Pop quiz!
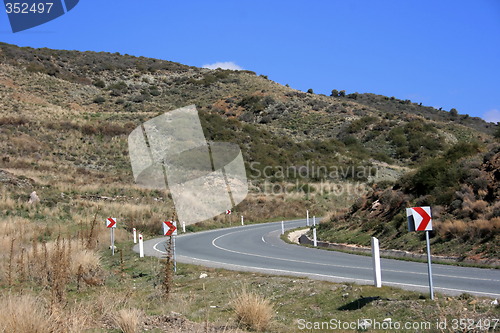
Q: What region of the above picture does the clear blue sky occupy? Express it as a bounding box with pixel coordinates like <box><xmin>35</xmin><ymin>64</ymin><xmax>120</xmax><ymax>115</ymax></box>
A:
<box><xmin>1</xmin><ymin>0</ymin><xmax>499</xmax><ymax>122</ymax></box>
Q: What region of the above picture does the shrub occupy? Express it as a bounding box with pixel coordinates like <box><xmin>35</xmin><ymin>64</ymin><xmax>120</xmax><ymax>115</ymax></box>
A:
<box><xmin>108</xmin><ymin>81</ymin><xmax>128</xmax><ymax>96</ymax></box>
<box><xmin>93</xmin><ymin>96</ymin><xmax>106</xmax><ymax>104</ymax></box>
<box><xmin>232</xmin><ymin>289</ymin><xmax>273</xmax><ymax>331</ymax></box>
<box><xmin>93</xmin><ymin>79</ymin><xmax>106</xmax><ymax>88</ymax></box>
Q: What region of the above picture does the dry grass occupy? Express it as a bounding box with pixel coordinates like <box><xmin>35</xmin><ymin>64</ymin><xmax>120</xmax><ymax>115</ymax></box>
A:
<box><xmin>436</xmin><ymin>217</ymin><xmax>500</xmax><ymax>240</ymax></box>
<box><xmin>113</xmin><ymin>308</ymin><xmax>143</xmax><ymax>333</ymax></box>
<box><xmin>232</xmin><ymin>289</ymin><xmax>273</xmax><ymax>331</ymax></box>
<box><xmin>0</xmin><ymin>294</ymin><xmax>55</xmax><ymax>333</ymax></box>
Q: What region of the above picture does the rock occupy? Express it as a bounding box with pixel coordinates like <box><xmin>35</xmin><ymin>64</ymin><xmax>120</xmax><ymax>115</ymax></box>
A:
<box><xmin>28</xmin><ymin>191</ymin><xmax>40</xmax><ymax>204</ymax></box>
<box><xmin>199</xmin><ymin>273</ymin><xmax>208</xmax><ymax>279</ymax></box>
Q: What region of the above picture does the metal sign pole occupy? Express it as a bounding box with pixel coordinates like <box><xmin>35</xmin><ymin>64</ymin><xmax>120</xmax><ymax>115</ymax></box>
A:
<box><xmin>425</xmin><ymin>230</ymin><xmax>434</xmax><ymax>300</ymax></box>
<box><xmin>173</xmin><ymin>234</ymin><xmax>177</xmax><ymax>273</ymax></box>
<box><xmin>111</xmin><ymin>228</ymin><xmax>115</xmax><ymax>256</ymax></box>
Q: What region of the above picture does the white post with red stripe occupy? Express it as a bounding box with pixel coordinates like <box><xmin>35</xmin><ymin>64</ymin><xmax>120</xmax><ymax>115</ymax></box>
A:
<box><xmin>138</xmin><ymin>233</ymin><xmax>144</xmax><ymax>258</ymax></box>
<box><xmin>406</xmin><ymin>206</ymin><xmax>434</xmax><ymax>300</ymax></box>
<box><xmin>106</xmin><ymin>218</ymin><xmax>117</xmax><ymax>256</ymax></box>
<box><xmin>133</xmin><ymin>228</ymin><xmax>137</xmax><ymax>244</ymax></box>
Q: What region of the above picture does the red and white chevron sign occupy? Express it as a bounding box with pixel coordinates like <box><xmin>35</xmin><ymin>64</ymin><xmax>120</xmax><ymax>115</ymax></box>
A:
<box><xmin>163</xmin><ymin>221</ymin><xmax>177</xmax><ymax>236</ymax></box>
<box><xmin>225</xmin><ymin>210</ymin><xmax>231</xmax><ymax>215</ymax></box>
<box><xmin>106</xmin><ymin>217</ymin><xmax>117</xmax><ymax>228</ymax></box>
<box><xmin>406</xmin><ymin>207</ymin><xmax>432</xmax><ymax>231</ymax></box>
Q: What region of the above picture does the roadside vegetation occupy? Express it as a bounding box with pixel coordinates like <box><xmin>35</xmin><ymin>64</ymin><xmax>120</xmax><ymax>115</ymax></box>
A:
<box><xmin>318</xmin><ymin>142</ymin><xmax>500</xmax><ymax>263</ymax></box>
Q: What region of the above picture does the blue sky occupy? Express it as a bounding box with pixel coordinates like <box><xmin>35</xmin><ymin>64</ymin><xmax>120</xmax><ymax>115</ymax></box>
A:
<box><xmin>1</xmin><ymin>0</ymin><xmax>499</xmax><ymax>122</ymax></box>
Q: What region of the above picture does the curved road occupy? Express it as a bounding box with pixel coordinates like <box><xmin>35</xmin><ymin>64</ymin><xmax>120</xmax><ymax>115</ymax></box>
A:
<box><xmin>135</xmin><ymin>219</ymin><xmax>500</xmax><ymax>298</ymax></box>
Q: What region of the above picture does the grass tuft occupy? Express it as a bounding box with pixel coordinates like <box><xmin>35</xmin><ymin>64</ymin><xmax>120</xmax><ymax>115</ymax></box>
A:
<box><xmin>232</xmin><ymin>289</ymin><xmax>273</xmax><ymax>331</ymax></box>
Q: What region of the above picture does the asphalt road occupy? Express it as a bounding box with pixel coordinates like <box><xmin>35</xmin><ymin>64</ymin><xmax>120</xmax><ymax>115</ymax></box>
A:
<box><xmin>135</xmin><ymin>219</ymin><xmax>500</xmax><ymax>298</ymax></box>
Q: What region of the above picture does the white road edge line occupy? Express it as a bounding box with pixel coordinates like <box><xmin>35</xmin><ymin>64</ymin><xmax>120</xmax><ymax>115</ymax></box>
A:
<box><xmin>210</xmin><ymin>230</ymin><xmax>500</xmax><ymax>283</ymax></box>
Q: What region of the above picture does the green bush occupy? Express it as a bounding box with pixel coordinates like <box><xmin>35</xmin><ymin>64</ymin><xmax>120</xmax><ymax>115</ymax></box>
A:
<box><xmin>93</xmin><ymin>79</ymin><xmax>106</xmax><ymax>88</ymax></box>
<box><xmin>92</xmin><ymin>96</ymin><xmax>105</xmax><ymax>104</ymax></box>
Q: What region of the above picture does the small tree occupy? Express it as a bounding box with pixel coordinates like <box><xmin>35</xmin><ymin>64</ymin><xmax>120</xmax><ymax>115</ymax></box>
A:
<box><xmin>307</xmin><ymin>88</ymin><xmax>314</xmax><ymax>94</ymax></box>
<box><xmin>331</xmin><ymin>89</ymin><xmax>339</xmax><ymax>97</ymax></box>
<box><xmin>339</xmin><ymin>90</ymin><xmax>346</xmax><ymax>97</ymax></box>
<box><xmin>450</xmin><ymin>108</ymin><xmax>458</xmax><ymax>117</ymax></box>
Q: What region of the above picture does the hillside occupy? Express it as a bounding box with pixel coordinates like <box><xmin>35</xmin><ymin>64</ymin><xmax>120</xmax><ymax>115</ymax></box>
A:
<box><xmin>317</xmin><ymin>142</ymin><xmax>500</xmax><ymax>263</ymax></box>
<box><xmin>0</xmin><ymin>42</ymin><xmax>496</xmax><ymax>182</ymax></box>
<box><xmin>0</xmin><ymin>42</ymin><xmax>498</xmax><ymax>253</ymax></box>
<box><xmin>0</xmin><ymin>42</ymin><xmax>499</xmax><ymax>332</ymax></box>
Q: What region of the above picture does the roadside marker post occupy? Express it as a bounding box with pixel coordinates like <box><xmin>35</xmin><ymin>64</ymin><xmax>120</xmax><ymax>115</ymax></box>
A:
<box><xmin>138</xmin><ymin>233</ymin><xmax>144</xmax><ymax>258</ymax></box>
<box><xmin>371</xmin><ymin>237</ymin><xmax>382</xmax><ymax>288</ymax></box>
<box><xmin>313</xmin><ymin>227</ymin><xmax>317</xmax><ymax>247</ymax></box>
<box><xmin>313</xmin><ymin>216</ymin><xmax>316</xmax><ymax>227</ymax></box>
<box><xmin>182</xmin><ymin>221</ymin><xmax>186</xmax><ymax>233</ymax></box>
<box><xmin>281</xmin><ymin>221</ymin><xmax>285</xmax><ymax>235</ymax></box>
<box><xmin>241</xmin><ymin>215</ymin><xmax>244</xmax><ymax>226</ymax></box>
<box><xmin>225</xmin><ymin>209</ymin><xmax>232</xmax><ymax>226</ymax></box>
<box><xmin>406</xmin><ymin>206</ymin><xmax>434</xmax><ymax>300</ymax></box>
<box><xmin>133</xmin><ymin>228</ymin><xmax>137</xmax><ymax>244</ymax></box>
<box><xmin>306</xmin><ymin>210</ymin><xmax>310</xmax><ymax>226</ymax></box>
<box><xmin>106</xmin><ymin>217</ymin><xmax>117</xmax><ymax>256</ymax></box>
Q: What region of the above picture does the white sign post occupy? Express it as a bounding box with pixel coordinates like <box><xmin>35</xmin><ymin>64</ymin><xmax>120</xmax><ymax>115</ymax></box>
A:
<box><xmin>406</xmin><ymin>206</ymin><xmax>434</xmax><ymax>300</ymax></box>
<box><xmin>281</xmin><ymin>221</ymin><xmax>285</xmax><ymax>235</ymax></box>
<box><xmin>173</xmin><ymin>234</ymin><xmax>177</xmax><ymax>273</ymax></box>
<box><xmin>306</xmin><ymin>210</ymin><xmax>310</xmax><ymax>226</ymax></box>
<box><xmin>313</xmin><ymin>227</ymin><xmax>317</xmax><ymax>247</ymax></box>
<box><xmin>106</xmin><ymin>218</ymin><xmax>117</xmax><ymax>256</ymax></box>
<box><xmin>133</xmin><ymin>227</ymin><xmax>137</xmax><ymax>244</ymax></box>
<box><xmin>313</xmin><ymin>216</ymin><xmax>316</xmax><ymax>227</ymax></box>
<box><xmin>182</xmin><ymin>221</ymin><xmax>186</xmax><ymax>233</ymax></box>
<box><xmin>371</xmin><ymin>237</ymin><xmax>382</xmax><ymax>288</ymax></box>
<box><xmin>138</xmin><ymin>233</ymin><xmax>144</xmax><ymax>258</ymax></box>
<box><xmin>241</xmin><ymin>215</ymin><xmax>244</xmax><ymax>226</ymax></box>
